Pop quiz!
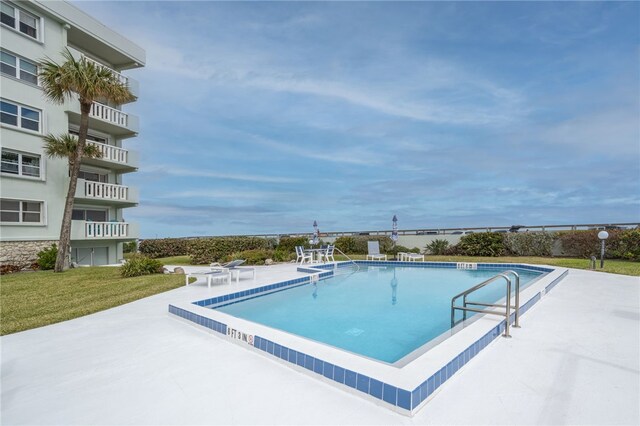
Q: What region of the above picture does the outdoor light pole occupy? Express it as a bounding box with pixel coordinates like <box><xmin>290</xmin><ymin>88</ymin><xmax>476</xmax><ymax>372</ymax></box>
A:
<box><xmin>391</xmin><ymin>215</ymin><xmax>398</xmax><ymax>246</ymax></box>
<box><xmin>598</xmin><ymin>230</ymin><xmax>609</xmax><ymax>269</ymax></box>
<box><xmin>312</xmin><ymin>220</ymin><xmax>319</xmax><ymax>245</ymax></box>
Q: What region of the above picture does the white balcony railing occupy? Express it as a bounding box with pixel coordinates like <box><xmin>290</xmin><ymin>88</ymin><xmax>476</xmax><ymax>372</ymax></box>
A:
<box><xmin>82</xmin><ymin>55</ymin><xmax>128</xmax><ymax>85</ymax></box>
<box><xmin>90</xmin><ymin>103</ymin><xmax>128</xmax><ymax>127</ymax></box>
<box><xmin>87</xmin><ymin>141</ymin><xmax>128</xmax><ymax>164</ymax></box>
<box><xmin>83</xmin><ymin>181</ymin><xmax>129</xmax><ymax>201</ymax></box>
<box><xmin>85</xmin><ymin>222</ymin><xmax>130</xmax><ymax>238</ymax></box>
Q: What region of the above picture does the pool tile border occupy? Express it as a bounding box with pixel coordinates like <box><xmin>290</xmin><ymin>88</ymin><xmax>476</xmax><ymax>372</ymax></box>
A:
<box><xmin>169</xmin><ymin>263</ymin><xmax>568</xmax><ymax>415</ymax></box>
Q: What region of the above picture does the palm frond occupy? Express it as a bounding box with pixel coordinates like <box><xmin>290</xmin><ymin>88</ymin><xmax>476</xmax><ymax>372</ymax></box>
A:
<box><xmin>42</xmin><ymin>133</ymin><xmax>78</xmax><ymax>160</ymax></box>
<box><xmin>39</xmin><ymin>48</ymin><xmax>134</xmax><ymax>106</ymax></box>
<box><xmin>42</xmin><ymin>133</ymin><xmax>104</xmax><ymax>161</ymax></box>
<box><xmin>82</xmin><ymin>143</ymin><xmax>103</xmax><ymax>159</ymax></box>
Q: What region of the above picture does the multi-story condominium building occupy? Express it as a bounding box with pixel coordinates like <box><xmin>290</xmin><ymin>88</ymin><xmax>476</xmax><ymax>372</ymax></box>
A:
<box><xmin>0</xmin><ymin>0</ymin><xmax>144</xmax><ymax>267</ymax></box>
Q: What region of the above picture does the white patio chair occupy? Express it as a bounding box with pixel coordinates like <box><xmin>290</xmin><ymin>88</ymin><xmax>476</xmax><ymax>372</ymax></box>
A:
<box><xmin>321</xmin><ymin>245</ymin><xmax>335</xmax><ymax>263</ymax></box>
<box><xmin>296</xmin><ymin>246</ymin><xmax>313</xmax><ymax>264</ymax></box>
<box><xmin>396</xmin><ymin>252</ymin><xmax>407</xmax><ymax>261</ymax></box>
<box><xmin>366</xmin><ymin>241</ymin><xmax>387</xmax><ymax>261</ymax></box>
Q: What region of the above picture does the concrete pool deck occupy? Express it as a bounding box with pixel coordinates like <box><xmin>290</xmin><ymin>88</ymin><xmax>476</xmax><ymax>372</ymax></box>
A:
<box><xmin>1</xmin><ymin>265</ymin><xmax>638</xmax><ymax>425</ymax></box>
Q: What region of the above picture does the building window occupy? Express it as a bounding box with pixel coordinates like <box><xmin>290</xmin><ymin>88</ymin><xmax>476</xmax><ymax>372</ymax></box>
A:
<box><xmin>1</xmin><ymin>149</ymin><xmax>41</xmax><ymax>178</ymax></box>
<box><xmin>0</xmin><ymin>99</ymin><xmax>40</xmax><ymax>132</ymax></box>
<box><xmin>0</xmin><ymin>199</ymin><xmax>42</xmax><ymax>223</ymax></box>
<box><xmin>1</xmin><ymin>50</ymin><xmax>38</xmax><ymax>85</ymax></box>
<box><xmin>78</xmin><ymin>169</ymin><xmax>108</xmax><ymax>183</ymax></box>
<box><xmin>0</xmin><ymin>2</ymin><xmax>40</xmax><ymax>40</ymax></box>
<box><xmin>69</xmin><ymin>128</ymin><xmax>108</xmax><ymax>144</ymax></box>
<box><xmin>72</xmin><ymin>208</ymin><xmax>108</xmax><ymax>222</ymax></box>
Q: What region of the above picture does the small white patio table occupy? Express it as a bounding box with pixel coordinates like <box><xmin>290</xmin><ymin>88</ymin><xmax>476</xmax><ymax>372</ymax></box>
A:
<box><xmin>305</xmin><ymin>248</ymin><xmax>327</xmax><ymax>263</ymax></box>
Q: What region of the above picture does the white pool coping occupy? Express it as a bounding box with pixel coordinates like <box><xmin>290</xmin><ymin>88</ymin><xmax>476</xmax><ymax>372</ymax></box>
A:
<box><xmin>1</xmin><ymin>264</ymin><xmax>638</xmax><ymax>425</ymax></box>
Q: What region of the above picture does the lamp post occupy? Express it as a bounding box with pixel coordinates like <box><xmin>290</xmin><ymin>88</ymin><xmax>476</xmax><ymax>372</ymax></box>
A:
<box><xmin>598</xmin><ymin>230</ymin><xmax>609</xmax><ymax>269</ymax></box>
<box><xmin>391</xmin><ymin>215</ymin><xmax>398</xmax><ymax>246</ymax></box>
<box><xmin>312</xmin><ymin>220</ymin><xmax>319</xmax><ymax>245</ymax></box>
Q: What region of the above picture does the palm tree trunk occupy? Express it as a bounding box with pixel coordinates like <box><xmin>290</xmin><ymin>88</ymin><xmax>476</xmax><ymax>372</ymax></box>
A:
<box><xmin>54</xmin><ymin>101</ymin><xmax>92</xmax><ymax>272</ymax></box>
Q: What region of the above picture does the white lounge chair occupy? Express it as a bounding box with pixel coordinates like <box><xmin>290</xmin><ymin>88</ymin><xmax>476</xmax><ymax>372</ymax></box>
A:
<box><xmin>186</xmin><ymin>269</ymin><xmax>231</xmax><ymax>288</ymax></box>
<box><xmin>211</xmin><ymin>260</ymin><xmax>256</xmax><ymax>284</ymax></box>
<box><xmin>366</xmin><ymin>241</ymin><xmax>387</xmax><ymax>261</ymax></box>
<box><xmin>296</xmin><ymin>246</ymin><xmax>313</xmax><ymax>264</ymax></box>
<box><xmin>405</xmin><ymin>253</ymin><xmax>425</xmax><ymax>262</ymax></box>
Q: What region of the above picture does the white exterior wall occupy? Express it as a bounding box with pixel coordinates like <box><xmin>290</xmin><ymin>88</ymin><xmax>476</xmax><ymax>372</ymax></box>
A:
<box><xmin>0</xmin><ymin>0</ymin><xmax>145</xmax><ymax>266</ymax></box>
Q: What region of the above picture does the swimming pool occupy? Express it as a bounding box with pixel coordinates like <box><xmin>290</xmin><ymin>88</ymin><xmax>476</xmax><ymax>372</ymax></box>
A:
<box><xmin>215</xmin><ymin>265</ymin><xmax>542</xmax><ymax>363</ymax></box>
<box><xmin>169</xmin><ymin>261</ymin><xmax>568</xmax><ymax>415</ymax></box>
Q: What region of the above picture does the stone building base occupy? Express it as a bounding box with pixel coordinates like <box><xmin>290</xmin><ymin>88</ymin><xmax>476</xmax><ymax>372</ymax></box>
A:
<box><xmin>0</xmin><ymin>240</ymin><xmax>58</xmax><ymax>270</ymax></box>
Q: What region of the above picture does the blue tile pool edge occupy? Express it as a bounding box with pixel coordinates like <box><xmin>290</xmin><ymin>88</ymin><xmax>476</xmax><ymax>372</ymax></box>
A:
<box><xmin>168</xmin><ymin>265</ymin><xmax>569</xmax><ymax>416</ymax></box>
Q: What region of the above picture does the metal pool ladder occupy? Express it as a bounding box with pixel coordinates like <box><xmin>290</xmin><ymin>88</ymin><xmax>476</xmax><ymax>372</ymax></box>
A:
<box><xmin>333</xmin><ymin>246</ymin><xmax>360</xmax><ymax>272</ymax></box>
<box><xmin>450</xmin><ymin>270</ymin><xmax>520</xmax><ymax>338</ymax></box>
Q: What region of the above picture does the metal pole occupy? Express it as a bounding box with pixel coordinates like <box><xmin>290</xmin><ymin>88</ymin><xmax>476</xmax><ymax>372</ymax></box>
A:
<box><xmin>600</xmin><ymin>240</ymin><xmax>605</xmax><ymax>269</ymax></box>
<box><xmin>504</xmin><ymin>278</ymin><xmax>512</xmax><ymax>338</ymax></box>
<box><xmin>513</xmin><ymin>272</ymin><xmax>520</xmax><ymax>328</ymax></box>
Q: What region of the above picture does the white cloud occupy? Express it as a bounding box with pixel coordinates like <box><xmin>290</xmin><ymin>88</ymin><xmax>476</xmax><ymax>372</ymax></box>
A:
<box><xmin>142</xmin><ymin>165</ymin><xmax>300</xmax><ymax>184</ymax></box>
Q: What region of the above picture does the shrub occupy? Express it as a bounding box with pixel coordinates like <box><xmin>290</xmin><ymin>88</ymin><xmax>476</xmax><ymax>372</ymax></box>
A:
<box><xmin>503</xmin><ymin>232</ymin><xmax>555</xmax><ymax>256</ymax></box>
<box><xmin>0</xmin><ymin>265</ymin><xmax>22</xmax><ymax>275</ymax></box>
<box><xmin>123</xmin><ymin>241</ymin><xmax>137</xmax><ymax>254</ymax></box>
<box><xmin>188</xmin><ymin>236</ymin><xmax>271</xmax><ymax>264</ymax></box>
<box><xmin>272</xmin><ymin>249</ymin><xmax>296</xmax><ymax>262</ymax></box>
<box><xmin>36</xmin><ymin>244</ymin><xmax>57</xmax><ymax>270</ymax></box>
<box><xmin>138</xmin><ymin>238</ymin><xmax>188</xmax><ymax>258</ymax></box>
<box><xmin>224</xmin><ymin>249</ymin><xmax>274</xmax><ymax>265</ymax></box>
<box><xmin>334</xmin><ymin>236</ymin><xmax>394</xmax><ymax>254</ymax></box>
<box><xmin>276</xmin><ymin>236</ymin><xmax>310</xmax><ymax>254</ymax></box>
<box><xmin>456</xmin><ymin>232</ymin><xmax>505</xmax><ymax>257</ymax></box>
<box><xmin>120</xmin><ymin>254</ymin><xmax>163</xmax><ymax>277</ymax></box>
<box><xmin>609</xmin><ymin>229</ymin><xmax>640</xmax><ymax>261</ymax></box>
<box><xmin>425</xmin><ymin>239</ymin><xmax>450</xmax><ymax>255</ymax></box>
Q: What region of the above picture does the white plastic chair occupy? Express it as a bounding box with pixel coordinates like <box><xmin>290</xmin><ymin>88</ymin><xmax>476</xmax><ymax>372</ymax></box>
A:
<box><xmin>366</xmin><ymin>241</ymin><xmax>387</xmax><ymax>261</ymax></box>
<box><xmin>322</xmin><ymin>245</ymin><xmax>335</xmax><ymax>262</ymax></box>
<box><xmin>296</xmin><ymin>246</ymin><xmax>313</xmax><ymax>264</ymax></box>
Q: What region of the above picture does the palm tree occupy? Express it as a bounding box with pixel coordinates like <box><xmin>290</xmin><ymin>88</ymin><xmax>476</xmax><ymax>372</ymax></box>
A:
<box><xmin>43</xmin><ymin>134</ymin><xmax>103</xmax><ymax>168</ymax></box>
<box><xmin>39</xmin><ymin>49</ymin><xmax>134</xmax><ymax>272</ymax></box>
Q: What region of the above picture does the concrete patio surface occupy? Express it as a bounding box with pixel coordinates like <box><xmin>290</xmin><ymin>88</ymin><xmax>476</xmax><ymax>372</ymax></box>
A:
<box><xmin>1</xmin><ymin>265</ymin><xmax>638</xmax><ymax>425</ymax></box>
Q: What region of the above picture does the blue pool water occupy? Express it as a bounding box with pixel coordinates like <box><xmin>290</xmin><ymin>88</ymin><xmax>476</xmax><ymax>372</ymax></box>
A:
<box><xmin>215</xmin><ymin>265</ymin><xmax>543</xmax><ymax>363</ymax></box>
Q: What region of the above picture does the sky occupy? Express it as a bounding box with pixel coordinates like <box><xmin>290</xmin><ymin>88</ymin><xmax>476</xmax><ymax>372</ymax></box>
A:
<box><xmin>75</xmin><ymin>1</ymin><xmax>640</xmax><ymax>238</ymax></box>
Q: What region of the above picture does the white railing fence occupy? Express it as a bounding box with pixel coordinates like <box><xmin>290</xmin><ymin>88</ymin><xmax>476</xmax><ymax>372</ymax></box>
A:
<box><xmin>90</xmin><ymin>103</ymin><xmax>128</xmax><ymax>127</ymax></box>
<box><xmin>85</xmin><ymin>222</ymin><xmax>129</xmax><ymax>238</ymax></box>
<box><xmin>82</xmin><ymin>55</ymin><xmax>128</xmax><ymax>85</ymax></box>
<box><xmin>84</xmin><ymin>181</ymin><xmax>129</xmax><ymax>201</ymax></box>
<box><xmin>87</xmin><ymin>141</ymin><xmax>128</xmax><ymax>164</ymax></box>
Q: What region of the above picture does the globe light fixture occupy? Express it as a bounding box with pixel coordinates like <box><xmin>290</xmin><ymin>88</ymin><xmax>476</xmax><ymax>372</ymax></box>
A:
<box><xmin>598</xmin><ymin>230</ymin><xmax>609</xmax><ymax>269</ymax></box>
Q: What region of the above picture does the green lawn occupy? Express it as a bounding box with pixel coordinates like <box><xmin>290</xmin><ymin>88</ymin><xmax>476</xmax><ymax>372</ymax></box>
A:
<box><xmin>335</xmin><ymin>254</ymin><xmax>640</xmax><ymax>276</ymax></box>
<box><xmin>0</xmin><ymin>267</ymin><xmax>184</xmax><ymax>335</ymax></box>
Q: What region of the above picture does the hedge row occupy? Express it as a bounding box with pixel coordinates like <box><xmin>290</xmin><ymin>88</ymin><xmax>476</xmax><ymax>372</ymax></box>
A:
<box><xmin>138</xmin><ymin>238</ymin><xmax>188</xmax><ymax>258</ymax></box>
<box><xmin>557</xmin><ymin>229</ymin><xmax>640</xmax><ymax>260</ymax></box>
<box><xmin>188</xmin><ymin>237</ymin><xmax>274</xmax><ymax>264</ymax></box>
<box><xmin>444</xmin><ymin>229</ymin><xmax>640</xmax><ymax>259</ymax></box>
<box><xmin>137</xmin><ymin>228</ymin><xmax>640</xmax><ymax>263</ymax></box>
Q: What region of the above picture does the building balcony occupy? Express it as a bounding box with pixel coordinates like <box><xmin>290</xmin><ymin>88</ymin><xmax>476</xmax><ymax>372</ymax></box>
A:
<box><xmin>74</xmin><ymin>179</ymin><xmax>138</xmax><ymax>207</ymax></box>
<box><xmin>82</xmin><ymin>141</ymin><xmax>138</xmax><ymax>173</ymax></box>
<box><xmin>66</xmin><ymin>46</ymin><xmax>140</xmax><ymax>99</ymax></box>
<box><xmin>71</xmin><ymin>221</ymin><xmax>139</xmax><ymax>241</ymax></box>
<box><xmin>81</xmin><ymin>55</ymin><xmax>140</xmax><ymax>100</ymax></box>
<box><xmin>66</xmin><ymin>102</ymin><xmax>139</xmax><ymax>138</ymax></box>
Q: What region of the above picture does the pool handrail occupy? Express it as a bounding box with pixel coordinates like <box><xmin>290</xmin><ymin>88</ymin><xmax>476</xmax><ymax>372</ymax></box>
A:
<box><xmin>450</xmin><ymin>270</ymin><xmax>521</xmax><ymax>337</ymax></box>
